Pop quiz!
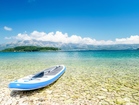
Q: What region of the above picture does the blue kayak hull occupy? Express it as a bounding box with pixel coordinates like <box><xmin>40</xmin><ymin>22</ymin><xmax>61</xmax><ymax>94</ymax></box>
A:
<box><xmin>9</xmin><ymin>65</ymin><xmax>66</xmax><ymax>91</ymax></box>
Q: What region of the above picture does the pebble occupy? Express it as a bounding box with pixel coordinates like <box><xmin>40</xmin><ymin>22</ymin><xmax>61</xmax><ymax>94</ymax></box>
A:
<box><xmin>46</xmin><ymin>90</ymin><xmax>53</xmax><ymax>94</ymax></box>
<box><xmin>96</xmin><ymin>96</ymin><xmax>106</xmax><ymax>99</ymax></box>
<box><xmin>101</xmin><ymin>88</ymin><xmax>108</xmax><ymax>92</ymax></box>
<box><xmin>1</xmin><ymin>65</ymin><xmax>139</xmax><ymax>105</ymax></box>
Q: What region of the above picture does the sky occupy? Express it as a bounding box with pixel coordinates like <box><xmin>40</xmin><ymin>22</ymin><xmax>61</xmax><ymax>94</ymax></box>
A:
<box><xmin>0</xmin><ymin>0</ymin><xmax>139</xmax><ymax>45</ymax></box>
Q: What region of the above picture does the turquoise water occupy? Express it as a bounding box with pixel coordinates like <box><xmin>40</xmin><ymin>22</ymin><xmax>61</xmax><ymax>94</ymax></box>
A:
<box><xmin>1</xmin><ymin>50</ymin><xmax>139</xmax><ymax>104</ymax></box>
<box><xmin>1</xmin><ymin>50</ymin><xmax>139</xmax><ymax>60</ymax></box>
<box><xmin>1</xmin><ymin>50</ymin><xmax>139</xmax><ymax>78</ymax></box>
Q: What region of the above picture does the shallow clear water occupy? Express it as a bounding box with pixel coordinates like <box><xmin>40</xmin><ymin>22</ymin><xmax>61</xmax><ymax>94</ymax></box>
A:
<box><xmin>1</xmin><ymin>50</ymin><xmax>139</xmax><ymax>81</ymax></box>
<box><xmin>1</xmin><ymin>50</ymin><xmax>139</xmax><ymax>104</ymax></box>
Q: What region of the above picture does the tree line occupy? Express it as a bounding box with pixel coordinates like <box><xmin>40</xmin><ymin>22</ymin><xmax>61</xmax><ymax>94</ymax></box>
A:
<box><xmin>1</xmin><ymin>46</ymin><xmax>60</xmax><ymax>52</ymax></box>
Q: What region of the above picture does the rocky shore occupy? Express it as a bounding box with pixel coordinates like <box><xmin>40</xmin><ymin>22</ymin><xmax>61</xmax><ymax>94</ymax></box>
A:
<box><xmin>1</xmin><ymin>67</ymin><xmax>139</xmax><ymax>105</ymax></box>
<box><xmin>1</xmin><ymin>56</ymin><xmax>139</xmax><ymax>105</ymax></box>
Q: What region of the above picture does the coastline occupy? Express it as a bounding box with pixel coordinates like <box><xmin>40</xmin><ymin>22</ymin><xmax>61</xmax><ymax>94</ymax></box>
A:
<box><xmin>0</xmin><ymin>51</ymin><xmax>139</xmax><ymax>104</ymax></box>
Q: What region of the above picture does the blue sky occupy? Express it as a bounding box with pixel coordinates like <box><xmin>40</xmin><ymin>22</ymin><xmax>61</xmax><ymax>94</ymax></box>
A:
<box><xmin>0</xmin><ymin>0</ymin><xmax>139</xmax><ymax>44</ymax></box>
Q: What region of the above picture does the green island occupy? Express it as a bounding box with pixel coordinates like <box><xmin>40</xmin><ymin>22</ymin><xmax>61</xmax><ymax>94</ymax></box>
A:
<box><xmin>1</xmin><ymin>46</ymin><xmax>60</xmax><ymax>52</ymax></box>
<box><xmin>137</xmin><ymin>48</ymin><xmax>139</xmax><ymax>50</ymax></box>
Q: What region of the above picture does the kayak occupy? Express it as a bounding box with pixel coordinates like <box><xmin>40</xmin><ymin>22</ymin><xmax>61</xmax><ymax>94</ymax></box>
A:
<box><xmin>9</xmin><ymin>65</ymin><xmax>66</xmax><ymax>91</ymax></box>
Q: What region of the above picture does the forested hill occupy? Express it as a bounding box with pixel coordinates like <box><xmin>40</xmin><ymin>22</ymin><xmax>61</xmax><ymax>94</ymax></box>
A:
<box><xmin>1</xmin><ymin>46</ymin><xmax>60</xmax><ymax>52</ymax></box>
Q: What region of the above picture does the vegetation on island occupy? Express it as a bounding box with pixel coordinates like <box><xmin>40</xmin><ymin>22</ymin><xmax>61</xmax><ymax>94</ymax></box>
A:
<box><xmin>137</xmin><ymin>48</ymin><xmax>139</xmax><ymax>50</ymax></box>
<box><xmin>1</xmin><ymin>46</ymin><xmax>60</xmax><ymax>52</ymax></box>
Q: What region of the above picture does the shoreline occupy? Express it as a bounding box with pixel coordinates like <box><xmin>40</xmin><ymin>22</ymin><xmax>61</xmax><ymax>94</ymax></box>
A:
<box><xmin>1</xmin><ymin>66</ymin><xmax>139</xmax><ymax>105</ymax></box>
<box><xmin>1</xmin><ymin>51</ymin><xmax>139</xmax><ymax>104</ymax></box>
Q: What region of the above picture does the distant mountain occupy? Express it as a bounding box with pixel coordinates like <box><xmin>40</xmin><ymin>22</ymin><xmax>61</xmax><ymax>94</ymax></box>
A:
<box><xmin>0</xmin><ymin>40</ymin><xmax>139</xmax><ymax>51</ymax></box>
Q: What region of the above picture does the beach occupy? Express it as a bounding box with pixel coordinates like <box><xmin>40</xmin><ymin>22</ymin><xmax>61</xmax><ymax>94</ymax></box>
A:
<box><xmin>0</xmin><ymin>51</ymin><xmax>139</xmax><ymax>105</ymax></box>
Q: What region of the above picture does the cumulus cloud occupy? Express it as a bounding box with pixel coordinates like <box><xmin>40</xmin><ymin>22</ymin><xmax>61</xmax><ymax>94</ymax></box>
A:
<box><xmin>5</xmin><ymin>31</ymin><xmax>139</xmax><ymax>45</ymax></box>
<box><xmin>12</xmin><ymin>31</ymin><xmax>99</xmax><ymax>45</ymax></box>
<box><xmin>4</xmin><ymin>26</ymin><xmax>12</xmax><ymax>31</ymax></box>
<box><xmin>115</xmin><ymin>35</ymin><xmax>139</xmax><ymax>44</ymax></box>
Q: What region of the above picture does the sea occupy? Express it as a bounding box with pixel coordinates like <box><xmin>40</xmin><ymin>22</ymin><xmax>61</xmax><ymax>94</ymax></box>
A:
<box><xmin>1</xmin><ymin>50</ymin><xmax>139</xmax><ymax>104</ymax></box>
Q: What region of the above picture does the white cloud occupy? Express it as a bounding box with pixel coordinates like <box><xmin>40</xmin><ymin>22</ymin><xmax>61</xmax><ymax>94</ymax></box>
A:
<box><xmin>5</xmin><ymin>31</ymin><xmax>139</xmax><ymax>45</ymax></box>
<box><xmin>15</xmin><ymin>33</ymin><xmax>32</xmax><ymax>40</ymax></box>
<box><xmin>115</xmin><ymin>35</ymin><xmax>139</xmax><ymax>44</ymax></box>
<box><xmin>4</xmin><ymin>26</ymin><xmax>12</xmax><ymax>31</ymax></box>
<box><xmin>12</xmin><ymin>31</ymin><xmax>99</xmax><ymax>44</ymax></box>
